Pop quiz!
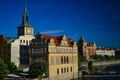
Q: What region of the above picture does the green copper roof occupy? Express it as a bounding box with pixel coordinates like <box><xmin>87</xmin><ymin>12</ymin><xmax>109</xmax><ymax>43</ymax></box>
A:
<box><xmin>20</xmin><ymin>1</ymin><xmax>32</xmax><ymax>27</ymax></box>
<box><xmin>5</xmin><ymin>36</ymin><xmax>16</xmax><ymax>43</ymax></box>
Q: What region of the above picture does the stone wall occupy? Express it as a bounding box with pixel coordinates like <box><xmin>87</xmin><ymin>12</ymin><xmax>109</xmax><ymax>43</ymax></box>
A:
<box><xmin>93</xmin><ymin>60</ymin><xmax>120</xmax><ymax>66</ymax></box>
<box><xmin>81</xmin><ymin>60</ymin><xmax>120</xmax><ymax>68</ymax></box>
<box><xmin>48</xmin><ymin>72</ymin><xmax>78</xmax><ymax>80</ymax></box>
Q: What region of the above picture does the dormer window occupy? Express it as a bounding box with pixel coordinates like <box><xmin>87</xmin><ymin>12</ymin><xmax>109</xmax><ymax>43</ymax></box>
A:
<box><xmin>49</xmin><ymin>38</ymin><xmax>55</xmax><ymax>46</ymax></box>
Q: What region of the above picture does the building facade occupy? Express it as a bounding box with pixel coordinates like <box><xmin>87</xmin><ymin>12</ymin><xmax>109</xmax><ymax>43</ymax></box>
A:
<box><xmin>10</xmin><ymin>4</ymin><xmax>34</xmax><ymax>67</ymax></box>
<box><xmin>77</xmin><ymin>37</ymin><xmax>97</xmax><ymax>60</ymax></box>
<box><xmin>0</xmin><ymin>35</ymin><xmax>14</xmax><ymax>59</ymax></box>
<box><xmin>0</xmin><ymin>35</ymin><xmax>20</xmax><ymax>66</ymax></box>
<box><xmin>29</xmin><ymin>34</ymin><xmax>78</xmax><ymax>80</ymax></box>
<box><xmin>96</xmin><ymin>48</ymin><xmax>115</xmax><ymax>56</ymax></box>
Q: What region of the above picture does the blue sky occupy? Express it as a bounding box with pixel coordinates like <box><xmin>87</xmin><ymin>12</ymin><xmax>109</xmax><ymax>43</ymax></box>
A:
<box><xmin>0</xmin><ymin>0</ymin><xmax>120</xmax><ymax>48</ymax></box>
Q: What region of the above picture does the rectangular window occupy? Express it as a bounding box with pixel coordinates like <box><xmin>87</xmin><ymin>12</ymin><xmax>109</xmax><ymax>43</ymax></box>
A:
<box><xmin>61</xmin><ymin>68</ymin><xmax>63</xmax><ymax>73</ymax></box>
<box><xmin>61</xmin><ymin>57</ymin><xmax>63</xmax><ymax>64</ymax></box>
<box><xmin>67</xmin><ymin>56</ymin><xmax>69</xmax><ymax>63</ymax></box>
<box><xmin>64</xmin><ymin>56</ymin><xmax>66</xmax><ymax>63</ymax></box>
<box><xmin>64</xmin><ymin>68</ymin><xmax>66</xmax><ymax>73</ymax></box>
<box><xmin>57</xmin><ymin>68</ymin><xmax>59</xmax><ymax>74</ymax></box>
<box><xmin>67</xmin><ymin>67</ymin><xmax>69</xmax><ymax>72</ymax></box>
<box><xmin>26</xmin><ymin>40</ymin><xmax>28</xmax><ymax>45</ymax></box>
<box><xmin>21</xmin><ymin>52</ymin><xmax>22</xmax><ymax>56</ymax></box>
<box><xmin>70</xmin><ymin>67</ymin><xmax>72</xmax><ymax>72</ymax></box>
<box><xmin>56</xmin><ymin>57</ymin><xmax>59</xmax><ymax>64</ymax></box>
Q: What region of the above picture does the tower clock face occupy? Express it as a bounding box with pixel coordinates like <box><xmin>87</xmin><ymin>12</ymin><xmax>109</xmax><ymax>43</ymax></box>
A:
<box><xmin>27</xmin><ymin>29</ymin><xmax>32</xmax><ymax>34</ymax></box>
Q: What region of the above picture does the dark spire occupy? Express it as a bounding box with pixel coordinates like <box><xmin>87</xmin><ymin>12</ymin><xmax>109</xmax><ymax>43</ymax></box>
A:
<box><xmin>77</xmin><ymin>36</ymin><xmax>86</xmax><ymax>46</ymax></box>
<box><xmin>78</xmin><ymin>36</ymin><xmax>86</xmax><ymax>43</ymax></box>
<box><xmin>21</xmin><ymin>0</ymin><xmax>31</xmax><ymax>27</ymax></box>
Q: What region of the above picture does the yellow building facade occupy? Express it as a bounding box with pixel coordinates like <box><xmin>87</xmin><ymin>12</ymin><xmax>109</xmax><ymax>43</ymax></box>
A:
<box><xmin>96</xmin><ymin>48</ymin><xmax>115</xmax><ymax>56</ymax></box>
<box><xmin>29</xmin><ymin>34</ymin><xmax>78</xmax><ymax>80</ymax></box>
<box><xmin>78</xmin><ymin>37</ymin><xmax>97</xmax><ymax>60</ymax></box>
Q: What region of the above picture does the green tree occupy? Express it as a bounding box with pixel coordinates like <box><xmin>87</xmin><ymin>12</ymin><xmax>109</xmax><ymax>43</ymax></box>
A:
<box><xmin>91</xmin><ymin>55</ymin><xmax>104</xmax><ymax>61</ymax></box>
<box><xmin>3</xmin><ymin>58</ymin><xmax>17</xmax><ymax>74</ymax></box>
<box><xmin>88</xmin><ymin>61</ymin><xmax>93</xmax><ymax>68</ymax></box>
<box><xmin>29</xmin><ymin>61</ymin><xmax>48</xmax><ymax>78</ymax></box>
<box><xmin>88</xmin><ymin>61</ymin><xmax>93</xmax><ymax>74</ymax></box>
<box><xmin>78</xmin><ymin>54</ymin><xmax>86</xmax><ymax>62</ymax></box>
<box><xmin>78</xmin><ymin>54</ymin><xmax>87</xmax><ymax>67</ymax></box>
<box><xmin>104</xmin><ymin>55</ymin><xmax>110</xmax><ymax>61</ymax></box>
<box><xmin>115</xmin><ymin>50</ymin><xmax>120</xmax><ymax>59</ymax></box>
<box><xmin>0</xmin><ymin>58</ymin><xmax>9</xmax><ymax>80</ymax></box>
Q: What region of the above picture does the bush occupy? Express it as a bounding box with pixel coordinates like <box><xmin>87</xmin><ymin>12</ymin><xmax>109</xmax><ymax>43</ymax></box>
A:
<box><xmin>29</xmin><ymin>61</ymin><xmax>48</xmax><ymax>78</ymax></box>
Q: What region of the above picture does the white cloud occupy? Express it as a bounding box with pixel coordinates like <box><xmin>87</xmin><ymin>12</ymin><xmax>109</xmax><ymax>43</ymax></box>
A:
<box><xmin>41</xmin><ymin>30</ymin><xmax>64</xmax><ymax>34</ymax></box>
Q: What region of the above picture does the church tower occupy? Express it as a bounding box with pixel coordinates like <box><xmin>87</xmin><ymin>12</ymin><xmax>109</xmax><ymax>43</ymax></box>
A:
<box><xmin>17</xmin><ymin>2</ymin><xmax>34</xmax><ymax>37</ymax></box>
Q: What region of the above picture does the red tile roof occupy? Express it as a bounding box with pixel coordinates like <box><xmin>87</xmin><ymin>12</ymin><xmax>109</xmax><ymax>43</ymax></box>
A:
<box><xmin>41</xmin><ymin>34</ymin><xmax>73</xmax><ymax>46</ymax></box>
<box><xmin>97</xmin><ymin>48</ymin><xmax>111</xmax><ymax>50</ymax></box>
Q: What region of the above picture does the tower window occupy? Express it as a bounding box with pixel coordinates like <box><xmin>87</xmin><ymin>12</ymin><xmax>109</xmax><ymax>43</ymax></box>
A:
<box><xmin>26</xmin><ymin>40</ymin><xmax>28</xmax><ymax>45</ymax></box>
<box><xmin>23</xmin><ymin>40</ymin><xmax>25</xmax><ymax>43</ymax></box>
<box><xmin>20</xmin><ymin>40</ymin><xmax>22</xmax><ymax>43</ymax></box>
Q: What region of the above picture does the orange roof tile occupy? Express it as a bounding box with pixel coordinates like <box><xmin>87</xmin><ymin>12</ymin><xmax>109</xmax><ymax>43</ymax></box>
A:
<box><xmin>41</xmin><ymin>34</ymin><xmax>73</xmax><ymax>46</ymax></box>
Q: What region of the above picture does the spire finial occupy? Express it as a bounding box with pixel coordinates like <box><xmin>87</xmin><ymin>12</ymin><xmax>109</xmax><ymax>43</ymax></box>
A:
<box><xmin>25</xmin><ymin>0</ymin><xmax>27</xmax><ymax>9</ymax></box>
<box><xmin>21</xmin><ymin>0</ymin><xmax>29</xmax><ymax>26</ymax></box>
<box><xmin>81</xmin><ymin>36</ymin><xmax>86</xmax><ymax>42</ymax></box>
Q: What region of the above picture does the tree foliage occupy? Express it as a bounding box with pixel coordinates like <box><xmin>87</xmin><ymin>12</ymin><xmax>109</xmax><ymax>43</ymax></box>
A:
<box><xmin>115</xmin><ymin>50</ymin><xmax>120</xmax><ymax>59</ymax></box>
<box><xmin>3</xmin><ymin>58</ymin><xmax>17</xmax><ymax>74</ymax></box>
<box><xmin>88</xmin><ymin>61</ymin><xmax>93</xmax><ymax>68</ymax></box>
<box><xmin>78</xmin><ymin>54</ymin><xmax>87</xmax><ymax>67</ymax></box>
<box><xmin>29</xmin><ymin>61</ymin><xmax>48</xmax><ymax>78</ymax></box>
<box><xmin>0</xmin><ymin>58</ymin><xmax>9</xmax><ymax>80</ymax></box>
<box><xmin>78</xmin><ymin>54</ymin><xmax>86</xmax><ymax>62</ymax></box>
<box><xmin>90</xmin><ymin>55</ymin><xmax>112</xmax><ymax>61</ymax></box>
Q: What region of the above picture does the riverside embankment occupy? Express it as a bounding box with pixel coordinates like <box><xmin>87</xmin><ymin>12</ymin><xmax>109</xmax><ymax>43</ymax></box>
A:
<box><xmin>81</xmin><ymin>60</ymin><xmax>120</xmax><ymax>69</ymax></box>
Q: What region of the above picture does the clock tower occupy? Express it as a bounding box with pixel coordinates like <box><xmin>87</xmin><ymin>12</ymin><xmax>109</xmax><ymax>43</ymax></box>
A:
<box><xmin>17</xmin><ymin>3</ymin><xmax>34</xmax><ymax>37</ymax></box>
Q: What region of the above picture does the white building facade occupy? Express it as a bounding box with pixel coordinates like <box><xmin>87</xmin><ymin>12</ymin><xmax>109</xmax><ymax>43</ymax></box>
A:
<box><xmin>96</xmin><ymin>48</ymin><xmax>115</xmax><ymax>56</ymax></box>
<box><xmin>11</xmin><ymin>4</ymin><xmax>34</xmax><ymax>67</ymax></box>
